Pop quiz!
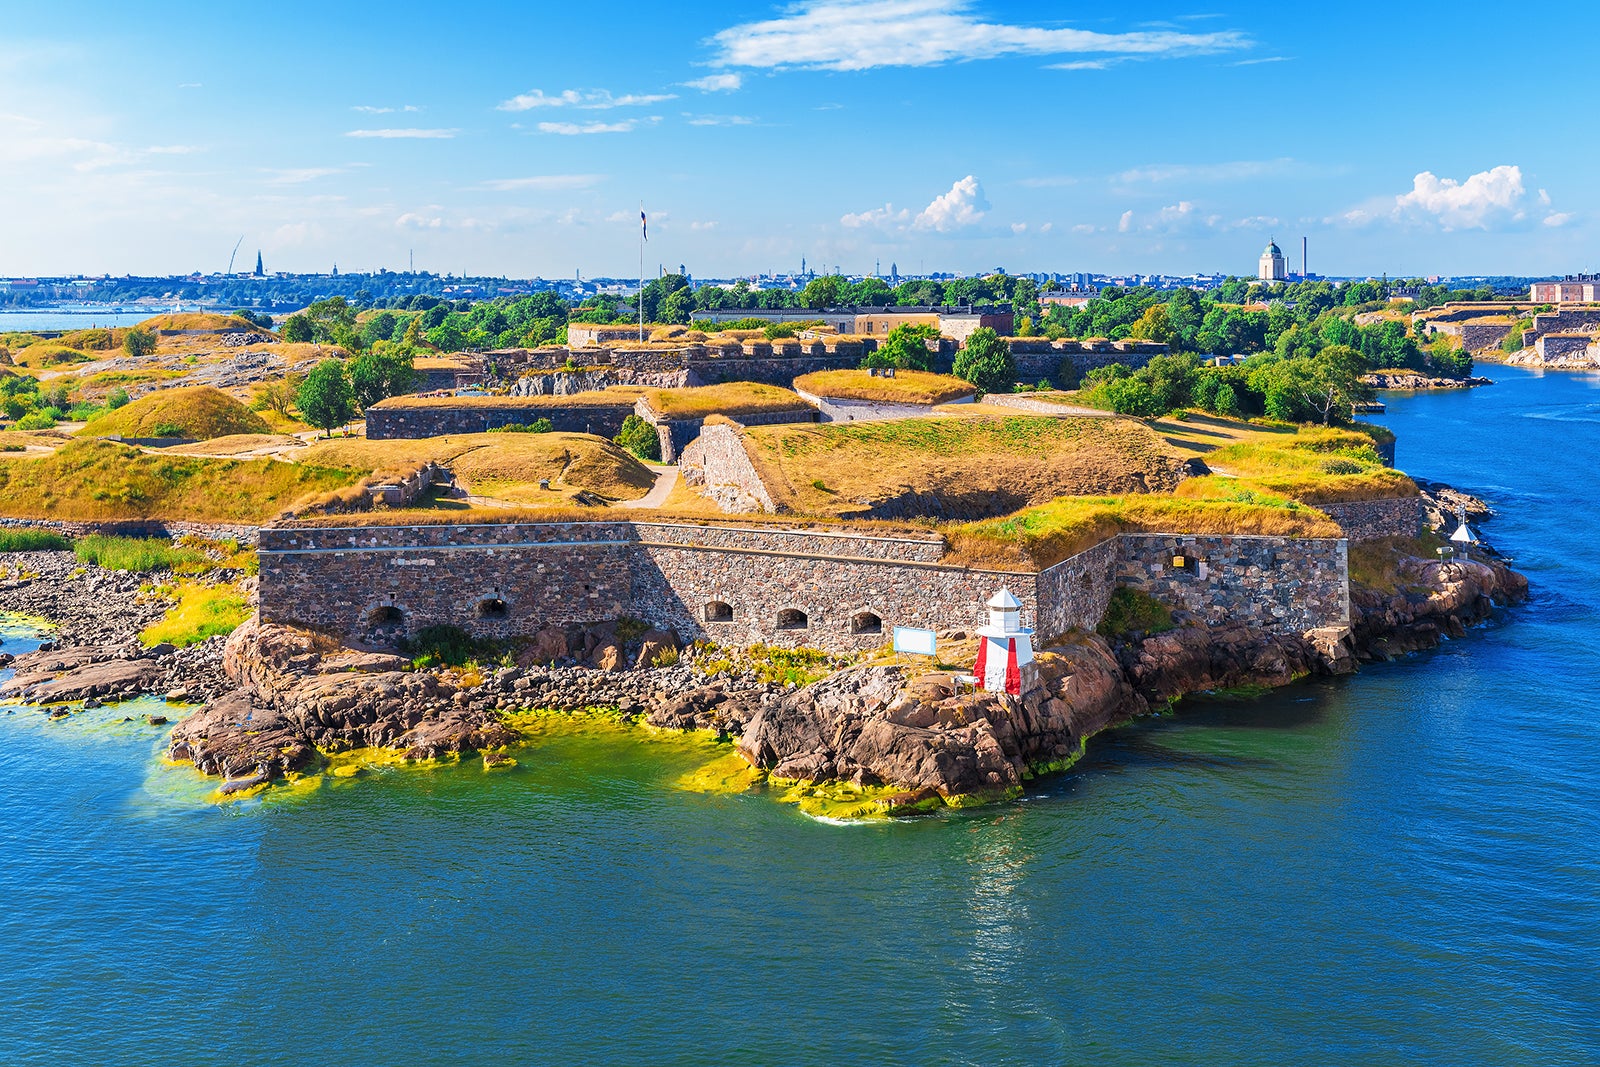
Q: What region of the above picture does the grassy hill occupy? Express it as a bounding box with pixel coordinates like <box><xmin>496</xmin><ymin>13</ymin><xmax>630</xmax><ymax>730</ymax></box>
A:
<box><xmin>136</xmin><ymin>312</ymin><xmax>263</xmax><ymax>333</ymax></box>
<box><xmin>0</xmin><ymin>439</ymin><xmax>358</xmax><ymax>522</ymax></box>
<box><xmin>737</xmin><ymin>414</ymin><xmax>1194</xmax><ymax>519</ymax></box>
<box><xmin>303</xmin><ymin>432</ymin><xmax>656</xmax><ymax>504</ymax></box>
<box><xmin>81</xmin><ymin>385</ymin><xmax>271</xmax><ymax>440</ymax></box>
<box><xmin>792</xmin><ymin>369</ymin><xmax>974</xmax><ymax>405</ymax></box>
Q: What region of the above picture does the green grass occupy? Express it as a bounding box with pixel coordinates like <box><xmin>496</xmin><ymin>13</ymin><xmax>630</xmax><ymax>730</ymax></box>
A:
<box><xmin>1178</xmin><ymin>426</ymin><xmax>1417</xmax><ymax>505</ymax></box>
<box><xmin>0</xmin><ymin>528</ymin><xmax>71</xmax><ymax>552</ymax></box>
<box><xmin>74</xmin><ymin>535</ymin><xmax>208</xmax><ymax>573</ymax></box>
<box><xmin>140</xmin><ymin>581</ymin><xmax>251</xmax><ymax>647</ymax></box>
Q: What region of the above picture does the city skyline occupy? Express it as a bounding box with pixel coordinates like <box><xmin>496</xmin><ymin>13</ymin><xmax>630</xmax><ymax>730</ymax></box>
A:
<box><xmin>1</xmin><ymin>0</ymin><xmax>1591</xmax><ymax>279</ymax></box>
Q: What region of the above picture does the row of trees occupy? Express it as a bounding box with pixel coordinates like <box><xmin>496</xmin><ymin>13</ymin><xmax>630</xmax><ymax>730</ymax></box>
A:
<box><xmin>288</xmin><ymin>348</ymin><xmax>417</xmax><ymax>435</ymax></box>
<box><xmin>1079</xmin><ymin>347</ymin><xmax>1376</xmax><ymax>426</ymax></box>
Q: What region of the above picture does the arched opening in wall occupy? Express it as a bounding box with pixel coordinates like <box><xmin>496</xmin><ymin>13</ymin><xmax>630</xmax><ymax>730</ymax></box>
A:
<box><xmin>367</xmin><ymin>604</ymin><xmax>405</xmax><ymax>628</ymax></box>
<box><xmin>776</xmin><ymin>608</ymin><xmax>809</xmax><ymax>631</ymax></box>
<box><xmin>477</xmin><ymin>597</ymin><xmax>509</xmax><ymax>620</ymax></box>
<box><xmin>705</xmin><ymin>601</ymin><xmax>734</xmax><ymax>623</ymax></box>
<box><xmin>851</xmin><ymin>611</ymin><xmax>882</xmax><ymax>635</ymax></box>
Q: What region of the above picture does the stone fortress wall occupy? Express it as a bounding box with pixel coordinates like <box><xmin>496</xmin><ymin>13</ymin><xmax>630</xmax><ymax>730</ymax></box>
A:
<box><xmin>258</xmin><ymin>519</ymin><xmax>1350</xmax><ymax>655</ymax></box>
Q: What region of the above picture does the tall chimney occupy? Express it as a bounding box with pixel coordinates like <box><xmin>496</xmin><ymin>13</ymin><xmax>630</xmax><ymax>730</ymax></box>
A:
<box><xmin>1303</xmin><ymin>236</ymin><xmax>1308</xmax><ymax>278</ymax></box>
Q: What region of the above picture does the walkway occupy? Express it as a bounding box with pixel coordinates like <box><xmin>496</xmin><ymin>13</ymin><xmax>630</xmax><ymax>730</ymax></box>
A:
<box><xmin>629</xmin><ymin>464</ymin><xmax>680</xmax><ymax>509</ymax></box>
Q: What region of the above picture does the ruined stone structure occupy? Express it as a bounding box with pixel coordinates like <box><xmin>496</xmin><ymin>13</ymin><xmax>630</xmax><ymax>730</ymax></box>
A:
<box><xmin>258</xmin><ymin>519</ymin><xmax>1350</xmax><ymax>655</ymax></box>
<box><xmin>364</xmin><ymin>396</ymin><xmax>642</xmax><ymax>440</ymax></box>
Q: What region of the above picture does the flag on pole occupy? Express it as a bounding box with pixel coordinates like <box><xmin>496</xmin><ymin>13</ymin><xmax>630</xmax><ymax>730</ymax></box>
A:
<box><xmin>641</xmin><ymin>208</ymin><xmax>648</xmax><ymax>242</ymax></box>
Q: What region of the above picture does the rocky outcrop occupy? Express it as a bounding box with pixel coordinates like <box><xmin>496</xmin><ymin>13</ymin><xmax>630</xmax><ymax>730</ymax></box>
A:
<box><xmin>1351</xmin><ymin>553</ymin><xmax>1526</xmax><ymax>658</ymax></box>
<box><xmin>1363</xmin><ymin>372</ymin><xmax>1492</xmax><ymax>390</ymax></box>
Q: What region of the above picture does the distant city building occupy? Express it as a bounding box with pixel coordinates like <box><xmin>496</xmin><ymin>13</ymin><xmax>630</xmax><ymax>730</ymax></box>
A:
<box><xmin>1258</xmin><ymin>240</ymin><xmax>1288</xmax><ymax>283</ymax></box>
<box><xmin>693</xmin><ymin>304</ymin><xmax>1014</xmax><ymax>341</ymax></box>
<box><xmin>1040</xmin><ymin>289</ymin><xmax>1097</xmax><ymax>309</ymax></box>
<box><xmin>1530</xmin><ymin>276</ymin><xmax>1600</xmax><ymax>303</ymax></box>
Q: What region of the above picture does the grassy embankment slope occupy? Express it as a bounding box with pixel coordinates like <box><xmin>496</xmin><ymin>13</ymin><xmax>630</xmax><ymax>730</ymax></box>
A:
<box><xmin>791</xmin><ymin>369</ymin><xmax>974</xmax><ymax>405</ymax></box>
<box><xmin>639</xmin><ymin>383</ymin><xmax>805</xmax><ymax>420</ymax></box>
<box><xmin>738</xmin><ymin>414</ymin><xmax>1194</xmax><ymax>518</ymax></box>
<box><xmin>79</xmin><ymin>385</ymin><xmax>271</xmax><ymax>440</ymax></box>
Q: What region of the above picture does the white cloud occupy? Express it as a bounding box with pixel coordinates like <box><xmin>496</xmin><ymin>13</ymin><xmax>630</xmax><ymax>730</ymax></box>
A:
<box><xmin>352</xmin><ymin>104</ymin><xmax>420</xmax><ymax>114</ymax></box>
<box><xmin>1017</xmin><ymin>175</ymin><xmax>1078</xmax><ymax>188</ymax></box>
<box><xmin>266</xmin><ymin>167</ymin><xmax>348</xmax><ymax>184</ymax></box>
<box><xmin>146</xmin><ymin>144</ymin><xmax>202</xmax><ymax>155</ymax></box>
<box><xmin>176</xmin><ymin>82</ymin><xmax>201</xmax><ymax>89</ymax></box>
<box><xmin>1115</xmin><ymin>201</ymin><xmax>1270</xmax><ymax>235</ymax></box>
<box><xmin>536</xmin><ymin>120</ymin><xmax>637</xmax><ymax>135</ymax></box>
<box><xmin>395</xmin><ymin>212</ymin><xmax>444</xmax><ymax>229</ymax></box>
<box><xmin>691</xmin><ymin>220</ymin><xmax>719</xmax><ymax>231</ymax></box>
<box><xmin>1391</xmin><ymin>165</ymin><xmax>1528</xmax><ymax>229</ymax></box>
<box><xmin>481</xmin><ymin>174</ymin><xmax>605</xmax><ymax>191</ymax></box>
<box><xmin>1114</xmin><ymin>158</ymin><xmax>1302</xmax><ymax>185</ymax></box>
<box><xmin>345</xmin><ymin>128</ymin><xmax>457</xmax><ymax>139</ymax></box>
<box><xmin>1010</xmin><ymin>222</ymin><xmax>1028</xmax><ymax>234</ymax></box>
<box><xmin>913</xmin><ymin>174</ymin><xmax>988</xmax><ymax>231</ymax></box>
<box><xmin>1231</xmin><ymin>56</ymin><xmax>1292</xmax><ymax>66</ymax></box>
<box><xmin>1544</xmin><ymin>212</ymin><xmax>1574</xmax><ymax>228</ymax></box>
<box><xmin>685</xmin><ymin>114</ymin><xmax>754</xmax><ymax>126</ymax></box>
<box><xmin>497</xmin><ymin>89</ymin><xmax>676</xmax><ymax>111</ymax></box>
<box><xmin>708</xmin><ymin>0</ymin><xmax>1247</xmax><ymax>72</ymax></box>
<box><xmin>841</xmin><ymin>203</ymin><xmax>911</xmax><ymax>228</ymax></box>
<box><xmin>684</xmin><ymin>73</ymin><xmax>742</xmax><ymax>92</ymax></box>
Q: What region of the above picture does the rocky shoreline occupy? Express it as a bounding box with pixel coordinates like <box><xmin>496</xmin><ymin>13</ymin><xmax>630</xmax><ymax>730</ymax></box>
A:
<box><xmin>0</xmin><ymin>484</ymin><xmax>1529</xmax><ymax>812</ymax></box>
<box><xmin>1362</xmin><ymin>372</ymin><xmax>1494</xmax><ymax>390</ymax></box>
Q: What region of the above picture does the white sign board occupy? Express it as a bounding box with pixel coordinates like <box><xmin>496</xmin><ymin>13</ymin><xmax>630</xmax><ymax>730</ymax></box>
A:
<box><xmin>892</xmin><ymin>626</ymin><xmax>938</xmax><ymax>657</ymax></box>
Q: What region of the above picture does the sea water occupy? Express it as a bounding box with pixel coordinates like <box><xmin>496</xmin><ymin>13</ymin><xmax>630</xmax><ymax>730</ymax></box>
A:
<box><xmin>0</xmin><ymin>366</ymin><xmax>1596</xmax><ymax>1065</ymax></box>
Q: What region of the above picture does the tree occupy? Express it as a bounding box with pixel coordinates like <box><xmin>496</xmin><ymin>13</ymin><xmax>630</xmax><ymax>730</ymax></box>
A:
<box><xmin>1128</xmin><ymin>304</ymin><xmax>1178</xmax><ymax>348</ymax></box>
<box><xmin>801</xmin><ymin>275</ymin><xmax>845</xmax><ymax>308</ymax></box>
<box><xmin>280</xmin><ymin>314</ymin><xmax>314</xmax><ymax>343</ymax></box>
<box><xmin>871</xmin><ymin>323</ymin><xmax>939</xmax><ymax>371</ymax></box>
<box><xmin>614</xmin><ymin>414</ymin><xmax>661</xmax><ymax>461</ymax></box>
<box><xmin>952</xmin><ymin>327</ymin><xmax>1014</xmax><ymax>393</ymax></box>
<box><xmin>295</xmin><ymin>359</ymin><xmax>354</xmax><ymax>437</ymax></box>
<box><xmin>123</xmin><ymin>327</ymin><xmax>157</xmax><ymax>358</ymax></box>
<box><xmin>348</xmin><ymin>349</ymin><xmax>416</xmax><ymax>411</ymax></box>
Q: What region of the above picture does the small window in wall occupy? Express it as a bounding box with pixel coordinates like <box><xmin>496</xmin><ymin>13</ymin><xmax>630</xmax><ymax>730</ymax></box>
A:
<box><xmin>851</xmin><ymin>611</ymin><xmax>882</xmax><ymax>635</ymax></box>
<box><xmin>1171</xmin><ymin>553</ymin><xmax>1196</xmax><ymax>572</ymax></box>
<box><xmin>705</xmin><ymin>601</ymin><xmax>734</xmax><ymax>623</ymax></box>
<box><xmin>368</xmin><ymin>604</ymin><xmax>405</xmax><ymax>627</ymax></box>
<box><xmin>478</xmin><ymin>597</ymin><xmax>509</xmax><ymax>620</ymax></box>
<box><xmin>777</xmin><ymin>608</ymin><xmax>809</xmax><ymax>631</ymax></box>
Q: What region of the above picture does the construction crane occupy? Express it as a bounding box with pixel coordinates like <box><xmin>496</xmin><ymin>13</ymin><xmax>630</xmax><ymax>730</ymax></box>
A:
<box><xmin>225</xmin><ymin>235</ymin><xmax>244</xmax><ymax>275</ymax></box>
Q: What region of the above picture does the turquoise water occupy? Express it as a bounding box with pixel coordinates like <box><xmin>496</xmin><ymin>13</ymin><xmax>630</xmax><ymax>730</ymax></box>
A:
<box><xmin>0</xmin><ymin>310</ymin><xmax>158</xmax><ymax>331</ymax></box>
<box><xmin>2</xmin><ymin>367</ymin><xmax>1598</xmax><ymax>1065</ymax></box>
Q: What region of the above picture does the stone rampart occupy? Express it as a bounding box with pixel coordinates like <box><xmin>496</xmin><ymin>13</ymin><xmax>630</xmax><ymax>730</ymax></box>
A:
<box><xmin>638</xmin><ymin>401</ymin><xmax>817</xmax><ymax>463</ymax></box>
<box><xmin>259</xmin><ymin>520</ymin><xmax>1351</xmax><ymax>655</ymax></box>
<box><xmin>1458</xmin><ymin>323</ymin><xmax>1514</xmax><ymax>352</ymax></box>
<box><xmin>1316</xmin><ymin>497</ymin><xmax>1422</xmax><ymax>542</ymax></box>
<box><xmin>678</xmin><ymin>425</ymin><xmax>776</xmax><ymax>513</ymax></box>
<box><xmin>1117</xmin><ymin>534</ymin><xmax>1349</xmax><ymax>631</ymax></box>
<box><xmin>1536</xmin><ymin>334</ymin><xmax>1596</xmax><ymax>360</ymax></box>
<box><xmin>364</xmin><ymin>398</ymin><xmax>638</xmax><ymax>440</ymax></box>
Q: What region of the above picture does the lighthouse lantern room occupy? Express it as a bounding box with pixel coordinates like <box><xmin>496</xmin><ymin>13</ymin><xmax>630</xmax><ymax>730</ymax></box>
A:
<box><xmin>972</xmin><ymin>588</ymin><xmax>1036</xmax><ymax>696</ymax></box>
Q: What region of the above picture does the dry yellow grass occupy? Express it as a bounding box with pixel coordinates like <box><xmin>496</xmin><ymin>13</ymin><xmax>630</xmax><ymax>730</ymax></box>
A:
<box><xmin>302</xmin><ymin>432</ymin><xmax>656</xmax><ymax>504</ymax></box>
<box><xmin>737</xmin><ymin>415</ymin><xmax>1193</xmax><ymax>519</ymax></box>
<box><xmin>80</xmin><ymin>385</ymin><xmax>271</xmax><ymax>440</ymax></box>
<box><xmin>639</xmin><ymin>382</ymin><xmax>805</xmax><ymax>420</ymax></box>
<box><xmin>792</xmin><ymin>369</ymin><xmax>975</xmax><ymax>405</ymax></box>
<box><xmin>136</xmin><ymin>312</ymin><xmax>262</xmax><ymax>332</ymax></box>
<box><xmin>13</xmin><ymin>343</ymin><xmax>93</xmax><ymax>370</ymax></box>
<box><xmin>164</xmin><ymin>434</ymin><xmax>306</xmax><ymax>457</ymax></box>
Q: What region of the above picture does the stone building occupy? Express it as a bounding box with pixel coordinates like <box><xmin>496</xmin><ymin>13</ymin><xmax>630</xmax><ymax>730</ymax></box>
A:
<box><xmin>1258</xmin><ymin>240</ymin><xmax>1288</xmax><ymax>283</ymax></box>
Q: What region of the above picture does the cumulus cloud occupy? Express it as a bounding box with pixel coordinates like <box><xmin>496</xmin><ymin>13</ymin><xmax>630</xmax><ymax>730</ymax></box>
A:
<box><xmin>684</xmin><ymin>73</ymin><xmax>742</xmax><ymax>92</ymax></box>
<box><xmin>708</xmin><ymin>0</ymin><xmax>1246</xmax><ymax>71</ymax></box>
<box><xmin>352</xmin><ymin>104</ymin><xmax>419</xmax><ymax>114</ymax></box>
<box><xmin>536</xmin><ymin>120</ymin><xmax>637</xmax><ymax>135</ymax></box>
<box><xmin>913</xmin><ymin>175</ymin><xmax>988</xmax><ymax>231</ymax></box>
<box><xmin>1544</xmin><ymin>212</ymin><xmax>1575</xmax><ymax>228</ymax></box>
<box><xmin>1392</xmin><ymin>165</ymin><xmax>1527</xmax><ymax>229</ymax></box>
<box><xmin>841</xmin><ymin>203</ymin><xmax>911</xmax><ymax>228</ymax></box>
<box><xmin>345</xmin><ymin>128</ymin><xmax>456</xmax><ymax>139</ymax></box>
<box><xmin>1115</xmin><ymin>201</ymin><xmax>1274</xmax><ymax>235</ymax></box>
<box><xmin>481</xmin><ymin>174</ymin><xmax>605</xmax><ymax>191</ymax></box>
<box><xmin>497</xmin><ymin>89</ymin><xmax>675</xmax><ymax>111</ymax></box>
<box><xmin>395</xmin><ymin>212</ymin><xmax>444</xmax><ymax>229</ymax></box>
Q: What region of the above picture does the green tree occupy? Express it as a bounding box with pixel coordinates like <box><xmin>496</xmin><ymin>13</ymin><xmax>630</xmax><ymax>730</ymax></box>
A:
<box><xmin>1128</xmin><ymin>304</ymin><xmax>1178</xmax><ymax>348</ymax></box>
<box><xmin>280</xmin><ymin>314</ymin><xmax>314</xmax><ymax>343</ymax></box>
<box><xmin>295</xmin><ymin>359</ymin><xmax>354</xmax><ymax>437</ymax></box>
<box><xmin>425</xmin><ymin>322</ymin><xmax>467</xmax><ymax>352</ymax></box>
<box><xmin>801</xmin><ymin>275</ymin><xmax>845</xmax><ymax>308</ymax></box>
<box><xmin>348</xmin><ymin>349</ymin><xmax>416</xmax><ymax>411</ymax></box>
<box><xmin>951</xmin><ymin>327</ymin><xmax>1014</xmax><ymax>393</ymax></box>
<box><xmin>123</xmin><ymin>327</ymin><xmax>158</xmax><ymax>358</ymax></box>
<box><xmin>614</xmin><ymin>414</ymin><xmax>661</xmax><ymax>461</ymax></box>
<box><xmin>869</xmin><ymin>323</ymin><xmax>939</xmax><ymax>371</ymax></box>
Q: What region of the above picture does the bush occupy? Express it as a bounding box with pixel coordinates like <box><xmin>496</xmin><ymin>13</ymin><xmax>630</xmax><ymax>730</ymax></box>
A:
<box><xmin>614</xmin><ymin>414</ymin><xmax>661</xmax><ymax>461</ymax></box>
<box><xmin>952</xmin><ymin>327</ymin><xmax>1016</xmax><ymax>393</ymax></box>
<box><xmin>74</xmin><ymin>535</ymin><xmax>207</xmax><ymax>573</ymax></box>
<box><xmin>0</xmin><ymin>529</ymin><xmax>71</xmax><ymax>552</ymax></box>
<box><xmin>405</xmin><ymin>624</ymin><xmax>485</xmax><ymax>669</ymax></box>
<box><xmin>487</xmin><ymin>418</ymin><xmax>553</xmax><ymax>434</ymax></box>
<box><xmin>105</xmin><ymin>388</ymin><xmax>131</xmax><ymax>410</ymax></box>
<box><xmin>13</xmin><ymin>411</ymin><xmax>57</xmax><ymax>430</ymax></box>
<box><xmin>1097</xmin><ymin>587</ymin><xmax>1175</xmax><ymax>638</ymax></box>
<box><xmin>123</xmin><ymin>327</ymin><xmax>158</xmax><ymax>358</ymax></box>
<box><xmin>151</xmin><ymin>422</ymin><xmax>187</xmax><ymax>438</ymax></box>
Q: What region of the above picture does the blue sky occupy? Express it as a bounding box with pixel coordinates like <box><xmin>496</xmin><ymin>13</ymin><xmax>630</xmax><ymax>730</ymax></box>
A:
<box><xmin>0</xmin><ymin>0</ymin><xmax>1591</xmax><ymax>279</ymax></box>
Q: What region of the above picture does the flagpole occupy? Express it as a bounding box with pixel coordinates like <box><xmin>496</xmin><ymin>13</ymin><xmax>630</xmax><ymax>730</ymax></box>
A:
<box><xmin>639</xmin><ymin>200</ymin><xmax>645</xmax><ymax>342</ymax></box>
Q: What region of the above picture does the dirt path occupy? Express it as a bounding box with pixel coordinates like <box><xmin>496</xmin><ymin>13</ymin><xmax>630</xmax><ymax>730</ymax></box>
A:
<box><xmin>630</xmin><ymin>464</ymin><xmax>679</xmax><ymax>508</ymax></box>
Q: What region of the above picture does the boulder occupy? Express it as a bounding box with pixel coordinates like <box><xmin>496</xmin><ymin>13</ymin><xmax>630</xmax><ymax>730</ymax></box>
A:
<box><xmin>634</xmin><ymin>629</ymin><xmax>681</xmax><ymax>670</ymax></box>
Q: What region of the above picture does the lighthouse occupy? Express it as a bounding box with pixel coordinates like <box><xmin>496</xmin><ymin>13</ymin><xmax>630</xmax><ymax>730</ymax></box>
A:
<box><xmin>972</xmin><ymin>588</ymin><xmax>1036</xmax><ymax>696</ymax></box>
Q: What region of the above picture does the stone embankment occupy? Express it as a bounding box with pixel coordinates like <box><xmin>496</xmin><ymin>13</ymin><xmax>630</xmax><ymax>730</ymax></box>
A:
<box><xmin>1363</xmin><ymin>372</ymin><xmax>1493</xmax><ymax>390</ymax></box>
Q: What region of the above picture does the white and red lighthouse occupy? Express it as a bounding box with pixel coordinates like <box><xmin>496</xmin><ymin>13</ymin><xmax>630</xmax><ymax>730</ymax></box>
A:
<box><xmin>972</xmin><ymin>588</ymin><xmax>1035</xmax><ymax>696</ymax></box>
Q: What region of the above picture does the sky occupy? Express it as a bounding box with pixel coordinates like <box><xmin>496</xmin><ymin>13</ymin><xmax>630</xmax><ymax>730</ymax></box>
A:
<box><xmin>0</xmin><ymin>0</ymin><xmax>1593</xmax><ymax>281</ymax></box>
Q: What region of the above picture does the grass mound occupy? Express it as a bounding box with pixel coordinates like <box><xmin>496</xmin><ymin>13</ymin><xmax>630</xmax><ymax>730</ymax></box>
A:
<box><xmin>81</xmin><ymin>385</ymin><xmax>270</xmax><ymax>440</ymax></box>
<box><xmin>793</xmin><ymin>369</ymin><xmax>974</xmax><ymax>405</ymax></box>
<box><xmin>136</xmin><ymin>312</ymin><xmax>261</xmax><ymax>333</ymax></box>
<box><xmin>14</xmin><ymin>343</ymin><xmax>93</xmax><ymax>369</ymax></box>
<box><xmin>302</xmin><ymin>431</ymin><xmax>656</xmax><ymax>504</ymax></box>
<box><xmin>0</xmin><ymin>438</ymin><xmax>359</xmax><ymax>522</ymax></box>
<box><xmin>640</xmin><ymin>383</ymin><xmax>805</xmax><ymax>420</ymax></box>
<box><xmin>945</xmin><ymin>495</ymin><xmax>1342</xmax><ymax>571</ymax></box>
<box><xmin>1177</xmin><ymin>426</ymin><xmax>1417</xmax><ymax>505</ymax></box>
<box><xmin>741</xmin><ymin>415</ymin><xmax>1193</xmax><ymax>518</ymax></box>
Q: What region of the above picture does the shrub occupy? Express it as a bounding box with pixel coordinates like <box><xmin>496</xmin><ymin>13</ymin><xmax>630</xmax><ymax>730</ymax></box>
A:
<box><xmin>487</xmin><ymin>418</ymin><xmax>553</xmax><ymax>434</ymax></box>
<box><xmin>13</xmin><ymin>411</ymin><xmax>57</xmax><ymax>430</ymax></box>
<box><xmin>0</xmin><ymin>529</ymin><xmax>70</xmax><ymax>552</ymax></box>
<box><xmin>151</xmin><ymin>422</ymin><xmax>187</xmax><ymax>438</ymax></box>
<box><xmin>952</xmin><ymin>327</ymin><xmax>1016</xmax><ymax>393</ymax></box>
<box><xmin>123</xmin><ymin>328</ymin><xmax>158</xmax><ymax>358</ymax></box>
<box><xmin>405</xmin><ymin>624</ymin><xmax>485</xmax><ymax>669</ymax></box>
<box><xmin>139</xmin><ymin>581</ymin><xmax>250</xmax><ymax>648</ymax></box>
<box><xmin>74</xmin><ymin>535</ymin><xmax>207</xmax><ymax>573</ymax></box>
<box><xmin>1097</xmin><ymin>587</ymin><xmax>1175</xmax><ymax>638</ymax></box>
<box><xmin>614</xmin><ymin>414</ymin><xmax>661</xmax><ymax>461</ymax></box>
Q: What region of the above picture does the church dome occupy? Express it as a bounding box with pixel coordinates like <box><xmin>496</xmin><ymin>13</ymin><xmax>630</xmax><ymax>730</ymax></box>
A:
<box><xmin>1264</xmin><ymin>240</ymin><xmax>1282</xmax><ymax>255</ymax></box>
